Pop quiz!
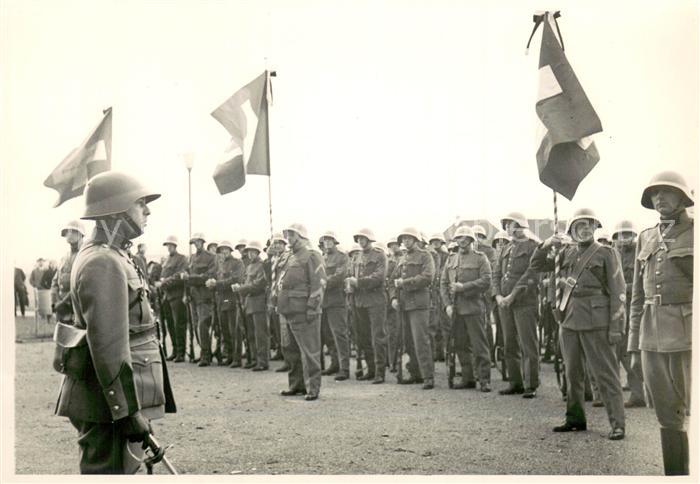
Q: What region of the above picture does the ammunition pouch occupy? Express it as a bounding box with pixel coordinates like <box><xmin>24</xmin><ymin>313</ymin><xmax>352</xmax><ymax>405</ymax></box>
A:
<box><xmin>53</xmin><ymin>322</ymin><xmax>90</xmax><ymax>380</ymax></box>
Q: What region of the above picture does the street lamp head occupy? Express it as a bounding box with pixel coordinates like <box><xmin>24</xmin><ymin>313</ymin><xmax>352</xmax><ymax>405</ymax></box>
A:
<box><xmin>183</xmin><ymin>152</ymin><xmax>195</xmax><ymax>170</ymax></box>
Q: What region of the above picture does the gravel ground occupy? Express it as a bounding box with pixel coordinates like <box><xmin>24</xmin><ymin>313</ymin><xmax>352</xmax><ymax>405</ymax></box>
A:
<box><xmin>13</xmin><ymin>337</ymin><xmax>665</xmax><ymax>476</ymax></box>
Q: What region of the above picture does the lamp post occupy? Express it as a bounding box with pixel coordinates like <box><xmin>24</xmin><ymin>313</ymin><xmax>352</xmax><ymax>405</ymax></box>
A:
<box><xmin>183</xmin><ymin>152</ymin><xmax>195</xmax><ymax>257</ymax></box>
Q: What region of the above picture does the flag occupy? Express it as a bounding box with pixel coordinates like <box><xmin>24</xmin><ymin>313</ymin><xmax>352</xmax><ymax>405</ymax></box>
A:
<box><xmin>211</xmin><ymin>71</ymin><xmax>270</xmax><ymax>195</ymax></box>
<box><xmin>535</xmin><ymin>12</ymin><xmax>602</xmax><ymax>200</ymax></box>
<box><xmin>43</xmin><ymin>107</ymin><xmax>112</xmax><ymax>207</ymax></box>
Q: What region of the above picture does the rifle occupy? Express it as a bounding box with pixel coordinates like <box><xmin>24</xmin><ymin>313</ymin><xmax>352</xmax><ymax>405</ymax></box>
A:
<box><xmin>210</xmin><ymin>295</ymin><xmax>222</xmax><ymax>363</ymax></box>
<box><xmin>143</xmin><ymin>434</ymin><xmax>178</xmax><ymax>475</ymax></box>
<box><xmin>181</xmin><ymin>273</ymin><xmax>198</xmax><ymax>363</ymax></box>
<box><xmin>155</xmin><ymin>289</ymin><xmax>168</xmax><ymax>353</ymax></box>
<box><xmin>445</xmin><ymin>261</ymin><xmax>458</xmax><ymax>388</ymax></box>
<box><xmin>395</xmin><ymin>288</ymin><xmax>405</xmax><ymax>383</ymax></box>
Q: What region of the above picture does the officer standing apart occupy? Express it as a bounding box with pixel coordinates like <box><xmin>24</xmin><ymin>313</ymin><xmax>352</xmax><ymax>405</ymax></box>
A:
<box><xmin>232</xmin><ymin>240</ymin><xmax>270</xmax><ymax>371</ymax></box>
<box><xmin>54</xmin><ymin>172</ymin><xmax>175</xmax><ymax>474</ymax></box>
<box><xmin>346</xmin><ymin>228</ymin><xmax>388</xmax><ymax>384</ymax></box>
<box><xmin>530</xmin><ymin>208</ymin><xmax>627</xmax><ymax>440</ymax></box>
<box><xmin>277</xmin><ymin>224</ymin><xmax>326</xmax><ymax>400</ymax></box>
<box><xmin>51</xmin><ymin>220</ymin><xmax>85</xmax><ymax>323</ymax></box>
<box><xmin>320</xmin><ymin>231</ymin><xmax>351</xmax><ymax>381</ymax></box>
<box><xmin>389</xmin><ymin>227</ymin><xmax>436</xmax><ymax>389</ymax></box>
<box><xmin>182</xmin><ymin>233</ymin><xmax>216</xmax><ymax>366</ymax></box>
<box><xmin>440</xmin><ymin>226</ymin><xmax>492</xmax><ymax>392</ymax></box>
<box><xmin>628</xmin><ymin>171</ymin><xmax>694</xmax><ymax>475</ymax></box>
<box><xmin>493</xmin><ymin>212</ymin><xmax>540</xmax><ymax>398</ymax></box>
<box><xmin>157</xmin><ymin>236</ymin><xmax>189</xmax><ymax>362</ymax></box>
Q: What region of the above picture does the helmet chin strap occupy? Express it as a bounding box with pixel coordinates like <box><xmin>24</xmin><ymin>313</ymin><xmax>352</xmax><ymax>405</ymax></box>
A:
<box><xmin>120</xmin><ymin>213</ymin><xmax>143</xmax><ymax>239</ymax></box>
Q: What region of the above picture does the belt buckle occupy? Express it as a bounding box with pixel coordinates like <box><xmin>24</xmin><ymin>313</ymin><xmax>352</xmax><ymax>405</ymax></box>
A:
<box><xmin>564</xmin><ymin>277</ymin><xmax>577</xmax><ymax>288</ymax></box>
<box><xmin>653</xmin><ymin>294</ymin><xmax>662</xmax><ymax>305</ymax></box>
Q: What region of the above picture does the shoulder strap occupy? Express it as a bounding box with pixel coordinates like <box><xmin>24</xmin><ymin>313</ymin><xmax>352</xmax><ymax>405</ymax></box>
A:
<box><xmin>558</xmin><ymin>242</ymin><xmax>601</xmax><ymax>312</ymax></box>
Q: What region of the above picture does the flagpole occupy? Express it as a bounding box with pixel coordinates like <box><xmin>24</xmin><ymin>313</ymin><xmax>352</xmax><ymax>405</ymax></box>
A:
<box><xmin>552</xmin><ymin>189</ymin><xmax>562</xmax><ymax>316</ymax></box>
<box><xmin>265</xmin><ymin>69</ymin><xmax>276</xmax><ymax>245</ymax></box>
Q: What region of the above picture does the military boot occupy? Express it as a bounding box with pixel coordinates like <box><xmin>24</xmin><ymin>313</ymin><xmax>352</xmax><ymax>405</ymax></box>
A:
<box><xmin>660</xmin><ymin>428</ymin><xmax>689</xmax><ymax>475</ymax></box>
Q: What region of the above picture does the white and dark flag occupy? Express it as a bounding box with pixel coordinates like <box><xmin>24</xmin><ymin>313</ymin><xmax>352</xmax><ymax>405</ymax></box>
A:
<box><xmin>535</xmin><ymin>12</ymin><xmax>602</xmax><ymax>200</ymax></box>
<box><xmin>211</xmin><ymin>71</ymin><xmax>271</xmax><ymax>195</ymax></box>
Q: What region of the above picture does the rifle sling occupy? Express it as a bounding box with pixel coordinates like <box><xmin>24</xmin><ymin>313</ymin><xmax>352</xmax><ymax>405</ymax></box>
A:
<box><xmin>558</xmin><ymin>242</ymin><xmax>601</xmax><ymax>312</ymax></box>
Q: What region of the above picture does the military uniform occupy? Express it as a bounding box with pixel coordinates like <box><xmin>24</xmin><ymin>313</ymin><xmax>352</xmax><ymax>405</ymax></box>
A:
<box><xmin>440</xmin><ymin>248</ymin><xmax>492</xmax><ymax>387</ymax></box>
<box><xmin>354</xmin><ymin>246</ymin><xmax>389</xmax><ymax>379</ymax></box>
<box><xmin>615</xmin><ymin>242</ymin><xmax>645</xmax><ymax>405</ymax></box>
<box><xmin>278</xmin><ymin>242</ymin><xmax>326</xmax><ymax>397</ymax></box>
<box><xmin>214</xmin><ymin>254</ymin><xmax>245</xmax><ymax>364</ymax></box>
<box><xmin>51</xmin><ymin>247</ymin><xmax>80</xmax><ymax>323</ymax></box>
<box><xmin>389</xmin><ymin>246</ymin><xmax>435</xmax><ymax>383</ymax></box>
<box><xmin>160</xmin><ymin>252</ymin><xmax>189</xmax><ymax>360</ymax></box>
<box><xmin>238</xmin><ymin>255</ymin><xmax>270</xmax><ymax>369</ymax></box>
<box><xmin>55</xmin><ymin>228</ymin><xmax>175</xmax><ymax>473</ymax></box>
<box><xmin>322</xmin><ymin>248</ymin><xmax>350</xmax><ymax>376</ymax></box>
<box><xmin>187</xmin><ymin>249</ymin><xmax>217</xmax><ymax>363</ymax></box>
<box><xmin>476</xmin><ymin>241</ymin><xmax>497</xmax><ymax>360</ymax></box>
<box><xmin>531</xmin><ymin>240</ymin><xmax>626</xmax><ymax>432</ymax></box>
<box><xmin>492</xmin><ymin>237</ymin><xmax>540</xmax><ymax>392</ymax></box>
<box><xmin>628</xmin><ymin>212</ymin><xmax>692</xmax><ymax>470</ymax></box>
<box><xmin>385</xmin><ymin>252</ymin><xmax>400</xmax><ymax>370</ymax></box>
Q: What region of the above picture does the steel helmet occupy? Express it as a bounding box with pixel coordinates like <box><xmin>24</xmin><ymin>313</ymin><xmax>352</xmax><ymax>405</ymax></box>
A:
<box><xmin>429</xmin><ymin>233</ymin><xmax>446</xmax><ymax>244</ymax></box>
<box><xmin>162</xmin><ymin>235</ymin><xmax>179</xmax><ymax>247</ymax></box>
<box><xmin>246</xmin><ymin>240</ymin><xmax>264</xmax><ymax>253</ymax></box>
<box><xmin>190</xmin><ymin>232</ymin><xmax>206</xmax><ymax>244</ymax></box>
<box><xmin>594</xmin><ymin>229</ymin><xmax>611</xmax><ymax>243</ymax></box>
<box><xmin>641</xmin><ymin>170</ymin><xmax>694</xmax><ymax>209</ymax></box>
<box><xmin>612</xmin><ymin>220</ymin><xmax>638</xmax><ymax>240</ymax></box>
<box><xmin>81</xmin><ymin>171</ymin><xmax>160</xmax><ymax>220</ymax></box>
<box><xmin>500</xmin><ymin>212</ymin><xmax>528</xmax><ymax>230</ymax></box>
<box><xmin>566</xmin><ymin>208</ymin><xmax>602</xmax><ymax>235</ymax></box>
<box><xmin>61</xmin><ymin>219</ymin><xmax>86</xmax><ymax>237</ymax></box>
<box><xmin>453</xmin><ymin>225</ymin><xmax>476</xmax><ymax>241</ymax></box>
<box><xmin>319</xmin><ymin>230</ymin><xmax>339</xmax><ymax>244</ymax></box>
<box><xmin>353</xmin><ymin>228</ymin><xmax>376</xmax><ymax>243</ymax></box>
<box><xmin>283</xmin><ymin>223</ymin><xmax>309</xmax><ymax>240</ymax></box>
<box><xmin>234</xmin><ymin>238</ymin><xmax>248</xmax><ymax>250</ymax></box>
<box><xmin>386</xmin><ymin>237</ymin><xmax>400</xmax><ymax>247</ymax></box>
<box><xmin>447</xmin><ymin>241</ymin><xmax>458</xmax><ymax>251</ymax></box>
<box><xmin>491</xmin><ymin>231</ymin><xmax>510</xmax><ymax>247</ymax></box>
<box><xmin>217</xmin><ymin>240</ymin><xmax>234</xmax><ymax>252</ymax></box>
<box><xmin>419</xmin><ymin>232</ymin><xmax>429</xmax><ymax>244</ymax></box>
<box><xmin>348</xmin><ymin>242</ymin><xmax>362</xmax><ymax>255</ymax></box>
<box><xmin>271</xmin><ymin>232</ymin><xmax>288</xmax><ymax>245</ymax></box>
<box><xmin>207</xmin><ymin>241</ymin><xmax>219</xmax><ymax>251</ymax></box>
<box><xmin>472</xmin><ymin>224</ymin><xmax>487</xmax><ymax>238</ymax></box>
<box><xmin>397</xmin><ymin>227</ymin><xmax>421</xmax><ymax>242</ymax></box>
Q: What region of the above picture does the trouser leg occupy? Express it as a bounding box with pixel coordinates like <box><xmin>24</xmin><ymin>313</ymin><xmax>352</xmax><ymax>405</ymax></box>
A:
<box><xmin>321</xmin><ymin>310</ymin><xmax>338</xmax><ymax>368</ymax></box>
<box><xmin>453</xmin><ymin>313</ymin><xmax>474</xmax><ymax>382</ymax></box>
<box><xmin>620</xmin><ymin>331</ymin><xmax>645</xmax><ymax>403</ymax></box>
<box><xmin>328</xmin><ymin>306</ymin><xmax>350</xmax><ymax>373</ymax></box>
<box><xmin>386</xmin><ymin>306</ymin><xmax>399</xmax><ymax>368</ymax></box>
<box><xmin>197</xmin><ymin>302</ymin><xmax>213</xmax><ymax>361</ymax></box>
<box><xmin>407</xmin><ymin>309</ymin><xmax>434</xmax><ymax>380</ymax></box>
<box><xmin>280</xmin><ymin>314</ymin><xmax>305</xmax><ymax>391</ymax></box>
<box><xmin>369</xmin><ymin>305</ymin><xmax>388</xmax><ymax>376</ymax></box>
<box><xmin>287</xmin><ymin>313</ymin><xmax>322</xmax><ymax>396</ymax></box>
<box><xmin>70</xmin><ymin>418</ymin><xmax>143</xmax><ymax>474</ymax></box>
<box><xmin>513</xmin><ymin>305</ymin><xmax>539</xmax><ymax>389</ymax></box>
<box><xmin>169</xmin><ymin>298</ymin><xmax>187</xmax><ymax>358</ymax></box>
<box><xmin>356</xmin><ymin>307</ymin><xmax>375</xmax><ymax>375</ymax></box>
<box><xmin>560</xmin><ymin>327</ymin><xmax>587</xmax><ymax>425</ymax></box>
<box><xmin>499</xmin><ymin>306</ymin><xmax>523</xmax><ymax>388</ymax></box>
<box><xmin>252</xmin><ymin>311</ymin><xmax>269</xmax><ymax>367</ymax></box>
<box><xmin>244</xmin><ymin>313</ymin><xmax>257</xmax><ymax>365</ymax></box>
<box><xmin>464</xmin><ymin>313</ymin><xmax>491</xmax><ymax>383</ymax></box>
<box><xmin>580</xmin><ymin>329</ymin><xmax>625</xmax><ymax>430</ymax></box>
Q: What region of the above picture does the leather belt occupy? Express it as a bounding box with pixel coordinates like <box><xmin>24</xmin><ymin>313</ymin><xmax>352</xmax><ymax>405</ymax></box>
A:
<box><xmin>571</xmin><ymin>289</ymin><xmax>606</xmax><ymax>298</ymax></box>
<box><xmin>644</xmin><ymin>294</ymin><xmax>692</xmax><ymax>306</ymax></box>
<box><xmin>129</xmin><ymin>326</ymin><xmax>158</xmax><ymax>347</ymax></box>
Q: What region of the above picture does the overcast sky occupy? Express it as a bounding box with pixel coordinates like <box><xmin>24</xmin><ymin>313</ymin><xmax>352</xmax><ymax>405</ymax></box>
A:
<box><xmin>2</xmin><ymin>0</ymin><xmax>697</xmax><ymax>274</ymax></box>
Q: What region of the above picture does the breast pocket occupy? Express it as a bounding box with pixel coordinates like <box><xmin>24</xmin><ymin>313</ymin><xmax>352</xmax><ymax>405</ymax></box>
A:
<box><xmin>131</xmin><ymin>342</ymin><xmax>165</xmax><ymax>409</ymax></box>
<box><xmin>403</xmin><ymin>261</ymin><xmax>422</xmax><ymax>279</ymax></box>
<box><xmin>457</xmin><ymin>261</ymin><xmax>480</xmax><ymax>283</ymax></box>
<box><xmin>127</xmin><ymin>277</ymin><xmax>150</xmax><ymax>323</ymax></box>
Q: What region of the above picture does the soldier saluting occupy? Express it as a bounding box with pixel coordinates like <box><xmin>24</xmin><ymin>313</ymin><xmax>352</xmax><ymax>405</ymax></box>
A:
<box><xmin>628</xmin><ymin>171</ymin><xmax>694</xmax><ymax>475</ymax></box>
<box><xmin>54</xmin><ymin>172</ymin><xmax>175</xmax><ymax>474</ymax></box>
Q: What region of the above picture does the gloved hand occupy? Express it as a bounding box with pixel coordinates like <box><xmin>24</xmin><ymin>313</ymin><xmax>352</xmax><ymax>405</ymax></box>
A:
<box><xmin>391</xmin><ymin>298</ymin><xmax>399</xmax><ymax>311</ymax></box>
<box><xmin>446</xmin><ymin>305</ymin><xmax>454</xmax><ymax>319</ymax></box>
<box><xmin>608</xmin><ymin>331</ymin><xmax>622</xmax><ymax>345</ymax></box>
<box><xmin>120</xmin><ymin>410</ymin><xmax>152</xmax><ymax>444</ymax></box>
